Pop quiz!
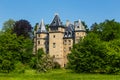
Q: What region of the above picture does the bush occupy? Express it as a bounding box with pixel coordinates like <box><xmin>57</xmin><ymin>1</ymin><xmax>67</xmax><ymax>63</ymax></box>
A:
<box><xmin>68</xmin><ymin>33</ymin><xmax>120</xmax><ymax>74</ymax></box>
<box><xmin>53</xmin><ymin>62</ymin><xmax>61</xmax><ymax>69</ymax></box>
<box><xmin>14</xmin><ymin>62</ymin><xmax>25</xmax><ymax>73</ymax></box>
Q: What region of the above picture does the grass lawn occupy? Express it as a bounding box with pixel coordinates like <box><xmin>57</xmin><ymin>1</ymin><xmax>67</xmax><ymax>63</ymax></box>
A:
<box><xmin>0</xmin><ymin>69</ymin><xmax>119</xmax><ymax>80</ymax></box>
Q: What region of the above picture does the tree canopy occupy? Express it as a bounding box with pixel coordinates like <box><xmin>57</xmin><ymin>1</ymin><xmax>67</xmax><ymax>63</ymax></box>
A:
<box><xmin>13</xmin><ymin>19</ymin><xmax>32</xmax><ymax>38</ymax></box>
<box><xmin>2</xmin><ymin>19</ymin><xmax>15</xmax><ymax>32</ymax></box>
<box><xmin>68</xmin><ymin>19</ymin><xmax>120</xmax><ymax>74</ymax></box>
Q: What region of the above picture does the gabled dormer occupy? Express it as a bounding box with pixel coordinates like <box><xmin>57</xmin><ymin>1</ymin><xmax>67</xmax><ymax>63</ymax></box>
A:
<box><xmin>74</xmin><ymin>19</ymin><xmax>85</xmax><ymax>32</ymax></box>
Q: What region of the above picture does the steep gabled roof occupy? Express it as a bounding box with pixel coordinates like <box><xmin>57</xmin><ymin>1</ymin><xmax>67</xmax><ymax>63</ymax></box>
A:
<box><xmin>49</xmin><ymin>14</ymin><xmax>63</xmax><ymax>27</ymax></box>
<box><xmin>74</xmin><ymin>19</ymin><xmax>86</xmax><ymax>31</ymax></box>
<box><xmin>64</xmin><ymin>24</ymin><xmax>74</xmax><ymax>38</ymax></box>
<box><xmin>36</xmin><ymin>19</ymin><xmax>47</xmax><ymax>33</ymax></box>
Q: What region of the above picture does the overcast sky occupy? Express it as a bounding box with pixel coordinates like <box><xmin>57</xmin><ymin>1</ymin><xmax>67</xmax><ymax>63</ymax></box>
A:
<box><xmin>0</xmin><ymin>0</ymin><xmax>120</xmax><ymax>29</ymax></box>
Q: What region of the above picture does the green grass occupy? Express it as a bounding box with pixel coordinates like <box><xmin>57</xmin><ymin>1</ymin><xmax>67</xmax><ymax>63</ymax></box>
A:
<box><xmin>0</xmin><ymin>69</ymin><xmax>120</xmax><ymax>80</ymax></box>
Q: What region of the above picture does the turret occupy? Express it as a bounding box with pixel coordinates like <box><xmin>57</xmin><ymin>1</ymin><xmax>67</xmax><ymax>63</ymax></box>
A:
<box><xmin>36</xmin><ymin>19</ymin><xmax>48</xmax><ymax>53</ymax></box>
<box><xmin>74</xmin><ymin>19</ymin><xmax>86</xmax><ymax>43</ymax></box>
<box><xmin>49</xmin><ymin>14</ymin><xmax>65</xmax><ymax>67</ymax></box>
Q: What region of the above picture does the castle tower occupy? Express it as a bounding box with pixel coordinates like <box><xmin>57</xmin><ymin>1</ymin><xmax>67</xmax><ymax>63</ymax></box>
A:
<box><xmin>74</xmin><ymin>19</ymin><xmax>86</xmax><ymax>43</ymax></box>
<box><xmin>36</xmin><ymin>19</ymin><xmax>48</xmax><ymax>53</ymax></box>
<box><xmin>49</xmin><ymin>14</ymin><xmax>65</xmax><ymax>67</ymax></box>
<box><xmin>63</xmin><ymin>22</ymin><xmax>74</xmax><ymax>66</ymax></box>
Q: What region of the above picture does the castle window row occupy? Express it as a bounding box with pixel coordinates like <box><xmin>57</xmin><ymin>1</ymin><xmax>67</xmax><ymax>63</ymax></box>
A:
<box><xmin>63</xmin><ymin>40</ymin><xmax>72</xmax><ymax>45</ymax></box>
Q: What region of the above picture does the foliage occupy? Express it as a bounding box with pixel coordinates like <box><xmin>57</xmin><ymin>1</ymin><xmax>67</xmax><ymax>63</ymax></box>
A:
<box><xmin>13</xmin><ymin>62</ymin><xmax>25</xmax><ymax>73</ymax></box>
<box><xmin>37</xmin><ymin>54</ymin><xmax>54</xmax><ymax>72</ymax></box>
<box><xmin>0</xmin><ymin>31</ymin><xmax>19</xmax><ymax>73</ymax></box>
<box><xmin>2</xmin><ymin>19</ymin><xmax>15</xmax><ymax>32</ymax></box>
<box><xmin>17</xmin><ymin>36</ymin><xmax>33</xmax><ymax>64</ymax></box>
<box><xmin>36</xmin><ymin>48</ymin><xmax>52</xmax><ymax>72</ymax></box>
<box><xmin>29</xmin><ymin>56</ymin><xmax>37</xmax><ymax>69</ymax></box>
<box><xmin>0</xmin><ymin>29</ymin><xmax>33</xmax><ymax>73</ymax></box>
<box><xmin>53</xmin><ymin>62</ymin><xmax>61</xmax><ymax>69</ymax></box>
<box><xmin>13</xmin><ymin>19</ymin><xmax>32</xmax><ymax>38</ymax></box>
<box><xmin>45</xmin><ymin>24</ymin><xmax>49</xmax><ymax>31</ymax></box>
<box><xmin>68</xmin><ymin>33</ymin><xmax>107</xmax><ymax>73</ymax></box>
<box><xmin>36</xmin><ymin>48</ymin><xmax>60</xmax><ymax>72</ymax></box>
<box><xmin>68</xmin><ymin>19</ymin><xmax>120</xmax><ymax>74</ymax></box>
<box><xmin>34</xmin><ymin>23</ymin><xmax>39</xmax><ymax>31</ymax></box>
<box><xmin>90</xmin><ymin>19</ymin><xmax>120</xmax><ymax>41</ymax></box>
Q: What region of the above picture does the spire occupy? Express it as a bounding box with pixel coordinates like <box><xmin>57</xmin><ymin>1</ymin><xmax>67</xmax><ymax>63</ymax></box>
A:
<box><xmin>50</xmin><ymin>13</ymin><xmax>63</xmax><ymax>27</ymax></box>
<box><xmin>36</xmin><ymin>19</ymin><xmax>47</xmax><ymax>33</ymax></box>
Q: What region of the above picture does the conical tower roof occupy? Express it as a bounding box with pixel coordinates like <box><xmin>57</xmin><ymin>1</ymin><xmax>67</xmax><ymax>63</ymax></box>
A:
<box><xmin>36</xmin><ymin>19</ymin><xmax>47</xmax><ymax>33</ymax></box>
<box><xmin>50</xmin><ymin>13</ymin><xmax>63</xmax><ymax>27</ymax></box>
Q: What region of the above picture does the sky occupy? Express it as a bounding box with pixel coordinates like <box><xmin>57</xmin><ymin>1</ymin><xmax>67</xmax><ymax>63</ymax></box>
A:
<box><xmin>0</xmin><ymin>0</ymin><xmax>120</xmax><ymax>29</ymax></box>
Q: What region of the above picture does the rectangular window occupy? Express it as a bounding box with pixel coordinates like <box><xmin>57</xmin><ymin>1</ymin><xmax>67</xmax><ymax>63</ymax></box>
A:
<box><xmin>38</xmin><ymin>41</ymin><xmax>40</xmax><ymax>45</ymax></box>
<box><xmin>53</xmin><ymin>35</ymin><xmax>55</xmax><ymax>38</ymax></box>
<box><xmin>38</xmin><ymin>34</ymin><xmax>40</xmax><ymax>37</ymax></box>
<box><xmin>68</xmin><ymin>40</ymin><xmax>71</xmax><ymax>45</ymax></box>
<box><xmin>64</xmin><ymin>40</ymin><xmax>67</xmax><ymax>45</ymax></box>
<box><xmin>53</xmin><ymin>43</ymin><xmax>56</xmax><ymax>48</ymax></box>
<box><xmin>69</xmin><ymin>47</ymin><xmax>71</xmax><ymax>51</ymax></box>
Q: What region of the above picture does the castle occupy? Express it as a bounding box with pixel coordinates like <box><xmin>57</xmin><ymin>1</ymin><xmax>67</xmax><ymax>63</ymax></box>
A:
<box><xmin>33</xmin><ymin>14</ymin><xmax>86</xmax><ymax>67</ymax></box>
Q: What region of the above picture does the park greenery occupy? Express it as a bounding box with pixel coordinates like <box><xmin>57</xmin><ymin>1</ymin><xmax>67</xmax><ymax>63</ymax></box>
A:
<box><xmin>0</xmin><ymin>19</ymin><xmax>60</xmax><ymax>73</ymax></box>
<box><xmin>68</xmin><ymin>19</ymin><xmax>120</xmax><ymax>74</ymax></box>
<box><xmin>0</xmin><ymin>18</ymin><xmax>120</xmax><ymax>78</ymax></box>
<box><xmin>0</xmin><ymin>69</ymin><xmax>120</xmax><ymax>80</ymax></box>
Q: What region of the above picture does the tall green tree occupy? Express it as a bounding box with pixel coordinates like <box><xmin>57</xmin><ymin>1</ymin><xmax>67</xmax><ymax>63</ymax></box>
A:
<box><xmin>90</xmin><ymin>19</ymin><xmax>120</xmax><ymax>41</ymax></box>
<box><xmin>2</xmin><ymin>19</ymin><xmax>15</xmax><ymax>32</ymax></box>
<box><xmin>0</xmin><ymin>31</ymin><xmax>20</xmax><ymax>73</ymax></box>
<box><xmin>0</xmin><ymin>30</ymin><xmax>33</xmax><ymax>73</ymax></box>
<box><xmin>68</xmin><ymin>33</ymin><xmax>106</xmax><ymax>73</ymax></box>
<box><xmin>68</xmin><ymin>32</ymin><xmax>120</xmax><ymax>74</ymax></box>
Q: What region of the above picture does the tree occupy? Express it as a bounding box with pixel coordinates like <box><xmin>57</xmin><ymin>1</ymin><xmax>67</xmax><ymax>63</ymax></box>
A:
<box><xmin>45</xmin><ymin>24</ymin><xmax>49</xmax><ymax>31</ymax></box>
<box><xmin>0</xmin><ymin>29</ymin><xmax>33</xmax><ymax>73</ymax></box>
<box><xmin>68</xmin><ymin>32</ymin><xmax>120</xmax><ymax>74</ymax></box>
<box><xmin>2</xmin><ymin>19</ymin><xmax>15</xmax><ymax>32</ymax></box>
<box><xmin>34</xmin><ymin>23</ymin><xmax>39</xmax><ymax>31</ymax></box>
<box><xmin>36</xmin><ymin>48</ymin><xmax>60</xmax><ymax>72</ymax></box>
<box><xmin>100</xmin><ymin>20</ymin><xmax>120</xmax><ymax>41</ymax></box>
<box><xmin>90</xmin><ymin>19</ymin><xmax>120</xmax><ymax>41</ymax></box>
<box><xmin>0</xmin><ymin>31</ymin><xmax>20</xmax><ymax>73</ymax></box>
<box><xmin>68</xmin><ymin>33</ymin><xmax>106</xmax><ymax>73</ymax></box>
<box><xmin>13</xmin><ymin>19</ymin><xmax>32</xmax><ymax>38</ymax></box>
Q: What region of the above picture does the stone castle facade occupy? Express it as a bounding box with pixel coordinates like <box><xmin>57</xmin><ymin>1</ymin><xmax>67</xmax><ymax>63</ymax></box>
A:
<box><xmin>33</xmin><ymin>14</ymin><xmax>86</xmax><ymax>67</ymax></box>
